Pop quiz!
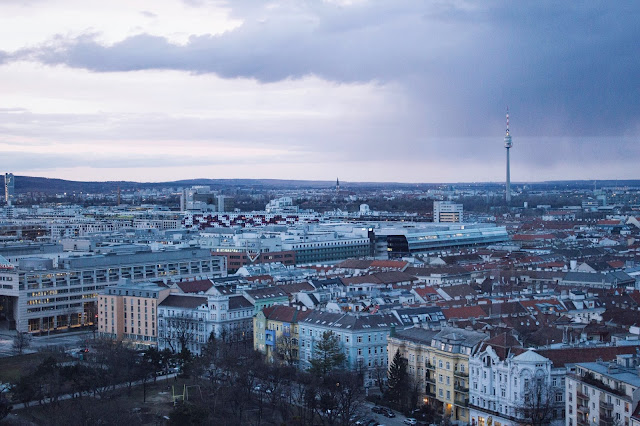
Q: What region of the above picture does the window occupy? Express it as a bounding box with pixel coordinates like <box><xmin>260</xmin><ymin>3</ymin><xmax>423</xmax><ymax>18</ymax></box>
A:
<box><xmin>446</xmin><ymin>362</ymin><xmax>450</xmax><ymax>370</ymax></box>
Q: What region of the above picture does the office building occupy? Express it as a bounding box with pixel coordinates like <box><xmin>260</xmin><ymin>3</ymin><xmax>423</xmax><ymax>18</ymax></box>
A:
<box><xmin>434</xmin><ymin>201</ymin><xmax>463</xmax><ymax>223</ymax></box>
<box><xmin>4</xmin><ymin>173</ymin><xmax>14</xmax><ymax>206</ymax></box>
<box><xmin>0</xmin><ymin>247</ymin><xmax>224</xmax><ymax>333</ymax></box>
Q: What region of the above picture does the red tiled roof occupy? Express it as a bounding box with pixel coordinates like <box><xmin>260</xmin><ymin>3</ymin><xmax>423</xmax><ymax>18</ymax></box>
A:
<box><xmin>177</xmin><ymin>279</ymin><xmax>213</xmax><ymax>294</ymax></box>
<box><xmin>442</xmin><ymin>305</ymin><xmax>487</xmax><ymax>320</ymax></box>
<box><xmin>370</xmin><ymin>260</ymin><xmax>409</xmax><ymax>269</ymax></box>
<box><xmin>537</xmin><ymin>345</ymin><xmax>640</xmax><ymax>368</ymax></box>
<box><xmin>262</xmin><ymin>305</ymin><xmax>313</xmax><ymax>323</ymax></box>
<box><xmin>598</xmin><ymin>220</ymin><xmax>622</xmax><ymax>225</ymax></box>
<box><xmin>413</xmin><ymin>286</ymin><xmax>439</xmax><ymax>297</ymax></box>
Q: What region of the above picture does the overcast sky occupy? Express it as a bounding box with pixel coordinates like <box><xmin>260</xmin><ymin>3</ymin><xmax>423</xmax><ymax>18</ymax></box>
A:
<box><xmin>0</xmin><ymin>0</ymin><xmax>638</xmax><ymax>183</ymax></box>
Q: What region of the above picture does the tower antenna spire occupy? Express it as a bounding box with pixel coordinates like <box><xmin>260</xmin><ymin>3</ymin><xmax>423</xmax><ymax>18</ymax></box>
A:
<box><xmin>506</xmin><ymin>107</ymin><xmax>510</xmax><ymax>135</ymax></box>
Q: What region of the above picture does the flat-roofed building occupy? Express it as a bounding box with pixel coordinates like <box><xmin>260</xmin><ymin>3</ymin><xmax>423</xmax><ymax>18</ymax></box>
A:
<box><xmin>98</xmin><ymin>280</ymin><xmax>172</xmax><ymax>348</ymax></box>
<box><xmin>376</xmin><ymin>224</ymin><xmax>509</xmax><ymax>258</ymax></box>
<box><xmin>0</xmin><ymin>247</ymin><xmax>225</xmax><ymax>333</ymax></box>
<box><xmin>434</xmin><ymin>201</ymin><xmax>463</xmax><ymax>223</ymax></box>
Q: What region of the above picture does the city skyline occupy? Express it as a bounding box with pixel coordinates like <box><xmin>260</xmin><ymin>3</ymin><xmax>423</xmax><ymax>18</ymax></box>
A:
<box><xmin>0</xmin><ymin>1</ymin><xmax>638</xmax><ymax>183</ymax></box>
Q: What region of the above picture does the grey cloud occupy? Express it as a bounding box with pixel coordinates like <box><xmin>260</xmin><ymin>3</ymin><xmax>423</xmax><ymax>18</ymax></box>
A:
<box><xmin>3</xmin><ymin>1</ymin><xmax>640</xmax><ymax>181</ymax></box>
<box><xmin>13</xmin><ymin>1</ymin><xmax>640</xmax><ymax>142</ymax></box>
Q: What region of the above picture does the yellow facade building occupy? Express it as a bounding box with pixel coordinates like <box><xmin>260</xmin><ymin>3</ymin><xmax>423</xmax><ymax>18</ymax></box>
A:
<box><xmin>254</xmin><ymin>305</ymin><xmax>311</xmax><ymax>365</ymax></box>
<box><xmin>388</xmin><ymin>326</ymin><xmax>487</xmax><ymax>423</ymax></box>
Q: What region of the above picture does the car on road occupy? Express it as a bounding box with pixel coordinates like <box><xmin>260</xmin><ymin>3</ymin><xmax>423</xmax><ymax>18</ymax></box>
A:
<box><xmin>371</xmin><ymin>406</ymin><xmax>385</xmax><ymax>414</ymax></box>
<box><xmin>382</xmin><ymin>408</ymin><xmax>396</xmax><ymax>418</ymax></box>
<box><xmin>403</xmin><ymin>418</ymin><xmax>417</xmax><ymax>425</ymax></box>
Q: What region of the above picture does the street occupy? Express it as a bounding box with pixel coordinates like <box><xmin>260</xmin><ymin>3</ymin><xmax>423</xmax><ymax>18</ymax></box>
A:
<box><xmin>359</xmin><ymin>401</ymin><xmax>418</xmax><ymax>426</ymax></box>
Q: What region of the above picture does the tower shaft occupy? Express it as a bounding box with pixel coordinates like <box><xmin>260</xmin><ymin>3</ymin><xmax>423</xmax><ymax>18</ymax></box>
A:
<box><xmin>503</xmin><ymin>108</ymin><xmax>512</xmax><ymax>204</ymax></box>
<box><xmin>506</xmin><ymin>148</ymin><xmax>511</xmax><ymax>203</ymax></box>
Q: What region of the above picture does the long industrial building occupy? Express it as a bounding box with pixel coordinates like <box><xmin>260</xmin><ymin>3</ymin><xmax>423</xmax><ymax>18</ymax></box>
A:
<box><xmin>373</xmin><ymin>223</ymin><xmax>509</xmax><ymax>258</ymax></box>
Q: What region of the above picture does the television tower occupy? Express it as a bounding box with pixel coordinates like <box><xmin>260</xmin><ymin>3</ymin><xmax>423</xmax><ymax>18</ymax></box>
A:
<box><xmin>504</xmin><ymin>108</ymin><xmax>512</xmax><ymax>204</ymax></box>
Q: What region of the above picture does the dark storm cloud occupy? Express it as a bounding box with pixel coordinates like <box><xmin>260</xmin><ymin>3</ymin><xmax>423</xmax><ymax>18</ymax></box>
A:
<box><xmin>10</xmin><ymin>1</ymin><xmax>640</xmax><ymax>148</ymax></box>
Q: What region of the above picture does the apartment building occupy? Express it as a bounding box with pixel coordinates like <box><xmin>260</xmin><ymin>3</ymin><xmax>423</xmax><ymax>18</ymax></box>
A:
<box><xmin>387</xmin><ymin>326</ymin><xmax>487</xmax><ymax>424</ymax></box>
<box><xmin>299</xmin><ymin>311</ymin><xmax>401</xmax><ymax>387</ymax></box>
<box><xmin>0</xmin><ymin>247</ymin><xmax>224</xmax><ymax>333</ymax></box>
<box><xmin>157</xmin><ymin>292</ymin><xmax>253</xmax><ymax>355</ymax></box>
<box><xmin>468</xmin><ymin>333</ymin><xmax>565</xmax><ymax>426</ymax></box>
<box><xmin>98</xmin><ymin>280</ymin><xmax>171</xmax><ymax>348</ymax></box>
<box><xmin>254</xmin><ymin>305</ymin><xmax>312</xmax><ymax>365</ymax></box>
<box><xmin>566</xmin><ymin>354</ymin><xmax>640</xmax><ymax>426</ymax></box>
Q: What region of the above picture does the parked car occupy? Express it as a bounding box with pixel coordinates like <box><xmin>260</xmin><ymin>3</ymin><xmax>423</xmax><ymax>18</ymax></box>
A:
<box><xmin>403</xmin><ymin>418</ymin><xmax>417</xmax><ymax>425</ymax></box>
<box><xmin>382</xmin><ymin>409</ymin><xmax>396</xmax><ymax>418</ymax></box>
<box><xmin>371</xmin><ymin>406</ymin><xmax>385</xmax><ymax>414</ymax></box>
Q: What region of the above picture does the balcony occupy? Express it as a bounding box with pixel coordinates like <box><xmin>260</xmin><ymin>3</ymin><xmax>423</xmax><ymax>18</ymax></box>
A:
<box><xmin>454</xmin><ymin>384</ymin><xmax>469</xmax><ymax>393</ymax></box>
<box><xmin>577</xmin><ymin>404</ymin><xmax>589</xmax><ymax>414</ymax></box>
<box><xmin>454</xmin><ymin>397</ymin><xmax>469</xmax><ymax>408</ymax></box>
<box><xmin>600</xmin><ymin>416</ymin><xmax>615</xmax><ymax>426</ymax></box>
<box><xmin>599</xmin><ymin>401</ymin><xmax>613</xmax><ymax>410</ymax></box>
<box><xmin>576</xmin><ymin>389</ymin><xmax>589</xmax><ymax>400</ymax></box>
<box><xmin>426</xmin><ymin>362</ymin><xmax>435</xmax><ymax>370</ymax></box>
<box><xmin>425</xmin><ymin>376</ymin><xmax>435</xmax><ymax>384</ymax></box>
<box><xmin>454</xmin><ymin>370</ymin><xmax>468</xmax><ymax>378</ymax></box>
<box><xmin>577</xmin><ymin>418</ymin><xmax>589</xmax><ymax>426</ymax></box>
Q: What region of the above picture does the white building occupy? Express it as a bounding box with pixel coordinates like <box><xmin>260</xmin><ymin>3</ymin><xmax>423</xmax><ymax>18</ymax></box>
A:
<box><xmin>434</xmin><ymin>201</ymin><xmax>463</xmax><ymax>223</ymax></box>
<box><xmin>157</xmin><ymin>293</ymin><xmax>253</xmax><ymax>355</ymax></box>
<box><xmin>469</xmin><ymin>334</ymin><xmax>565</xmax><ymax>426</ymax></box>
<box><xmin>566</xmin><ymin>355</ymin><xmax>640</xmax><ymax>426</ymax></box>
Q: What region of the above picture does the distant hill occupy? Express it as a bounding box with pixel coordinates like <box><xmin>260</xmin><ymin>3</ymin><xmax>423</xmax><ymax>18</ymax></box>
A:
<box><xmin>11</xmin><ymin>175</ymin><xmax>640</xmax><ymax>195</ymax></box>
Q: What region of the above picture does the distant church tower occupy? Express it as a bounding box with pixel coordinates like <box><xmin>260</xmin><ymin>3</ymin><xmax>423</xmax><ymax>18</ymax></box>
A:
<box><xmin>504</xmin><ymin>109</ymin><xmax>513</xmax><ymax>204</ymax></box>
<box><xmin>336</xmin><ymin>178</ymin><xmax>340</xmax><ymax>192</ymax></box>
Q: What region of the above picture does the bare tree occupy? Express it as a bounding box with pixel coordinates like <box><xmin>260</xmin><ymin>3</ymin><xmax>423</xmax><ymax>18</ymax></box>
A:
<box><xmin>515</xmin><ymin>379</ymin><xmax>557</xmax><ymax>426</ymax></box>
<box><xmin>275</xmin><ymin>334</ymin><xmax>298</xmax><ymax>365</ymax></box>
<box><xmin>160</xmin><ymin>315</ymin><xmax>197</xmax><ymax>353</ymax></box>
<box><xmin>12</xmin><ymin>332</ymin><xmax>31</xmax><ymax>355</ymax></box>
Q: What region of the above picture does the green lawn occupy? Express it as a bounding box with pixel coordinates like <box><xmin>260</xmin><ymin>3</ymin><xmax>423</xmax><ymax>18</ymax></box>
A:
<box><xmin>0</xmin><ymin>352</ymin><xmax>67</xmax><ymax>384</ymax></box>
